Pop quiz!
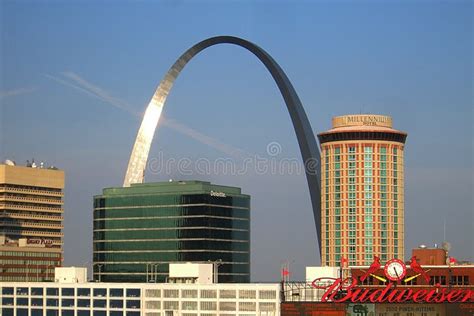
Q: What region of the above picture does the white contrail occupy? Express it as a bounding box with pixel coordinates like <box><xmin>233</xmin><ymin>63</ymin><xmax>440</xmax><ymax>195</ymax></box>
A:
<box><xmin>45</xmin><ymin>71</ymin><xmax>249</xmax><ymax>158</ymax></box>
<box><xmin>0</xmin><ymin>87</ymin><xmax>36</xmax><ymax>100</ymax></box>
<box><xmin>161</xmin><ymin>118</ymin><xmax>250</xmax><ymax>158</ymax></box>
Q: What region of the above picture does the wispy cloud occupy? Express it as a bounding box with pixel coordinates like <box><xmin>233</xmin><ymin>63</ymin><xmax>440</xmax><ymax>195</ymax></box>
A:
<box><xmin>45</xmin><ymin>71</ymin><xmax>249</xmax><ymax>158</ymax></box>
<box><xmin>0</xmin><ymin>87</ymin><xmax>36</xmax><ymax>100</ymax></box>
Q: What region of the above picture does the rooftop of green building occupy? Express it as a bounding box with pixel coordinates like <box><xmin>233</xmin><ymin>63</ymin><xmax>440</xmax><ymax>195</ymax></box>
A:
<box><xmin>96</xmin><ymin>180</ymin><xmax>248</xmax><ymax>198</ymax></box>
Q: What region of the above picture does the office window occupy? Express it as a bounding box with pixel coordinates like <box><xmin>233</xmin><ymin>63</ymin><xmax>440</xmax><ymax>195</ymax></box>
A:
<box><xmin>93</xmin><ymin>300</ymin><xmax>106</xmax><ymax>308</ymax></box>
<box><xmin>16</xmin><ymin>288</ymin><xmax>29</xmax><ymax>295</ymax></box>
<box><xmin>126</xmin><ymin>289</ymin><xmax>140</xmax><ymax>297</ymax></box>
<box><xmin>62</xmin><ymin>299</ymin><xmax>74</xmax><ymax>307</ymax></box>
<box><xmin>61</xmin><ymin>288</ymin><xmax>74</xmax><ymax>297</ymax></box>
<box><xmin>110</xmin><ymin>289</ymin><xmax>123</xmax><ymax>297</ymax></box>
<box><xmin>78</xmin><ymin>288</ymin><xmax>90</xmax><ymax>297</ymax></box>
<box><xmin>1</xmin><ymin>308</ymin><xmax>13</xmax><ymax>316</ymax></box>
<box><xmin>110</xmin><ymin>300</ymin><xmax>123</xmax><ymax>308</ymax></box>
<box><xmin>46</xmin><ymin>298</ymin><xmax>59</xmax><ymax>307</ymax></box>
<box><xmin>31</xmin><ymin>288</ymin><xmax>43</xmax><ymax>296</ymax></box>
<box><xmin>126</xmin><ymin>300</ymin><xmax>140</xmax><ymax>309</ymax></box>
<box><xmin>31</xmin><ymin>298</ymin><xmax>43</xmax><ymax>306</ymax></box>
<box><xmin>93</xmin><ymin>288</ymin><xmax>107</xmax><ymax>297</ymax></box>
<box><xmin>47</xmin><ymin>288</ymin><xmax>59</xmax><ymax>296</ymax></box>
<box><xmin>16</xmin><ymin>298</ymin><xmax>28</xmax><ymax>306</ymax></box>
<box><xmin>2</xmin><ymin>287</ymin><xmax>14</xmax><ymax>295</ymax></box>
<box><xmin>78</xmin><ymin>299</ymin><xmax>90</xmax><ymax>308</ymax></box>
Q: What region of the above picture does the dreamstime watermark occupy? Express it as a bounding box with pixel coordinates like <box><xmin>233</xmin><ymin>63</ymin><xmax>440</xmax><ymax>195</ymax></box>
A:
<box><xmin>147</xmin><ymin>141</ymin><xmax>319</xmax><ymax>177</ymax></box>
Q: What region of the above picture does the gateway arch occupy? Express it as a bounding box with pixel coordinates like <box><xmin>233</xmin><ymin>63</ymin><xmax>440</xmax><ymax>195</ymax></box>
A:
<box><xmin>123</xmin><ymin>36</ymin><xmax>322</xmax><ymax>254</ymax></box>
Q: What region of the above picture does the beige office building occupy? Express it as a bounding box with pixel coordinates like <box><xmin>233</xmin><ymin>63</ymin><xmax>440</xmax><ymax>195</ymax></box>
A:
<box><xmin>318</xmin><ymin>115</ymin><xmax>407</xmax><ymax>266</ymax></box>
<box><xmin>0</xmin><ymin>162</ymin><xmax>65</xmax><ymax>281</ymax></box>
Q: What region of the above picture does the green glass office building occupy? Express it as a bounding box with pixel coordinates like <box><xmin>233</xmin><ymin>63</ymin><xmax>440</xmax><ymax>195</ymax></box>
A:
<box><xmin>93</xmin><ymin>181</ymin><xmax>250</xmax><ymax>283</ymax></box>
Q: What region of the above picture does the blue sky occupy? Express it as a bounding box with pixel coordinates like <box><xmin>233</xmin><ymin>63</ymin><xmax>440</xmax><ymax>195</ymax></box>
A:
<box><xmin>1</xmin><ymin>0</ymin><xmax>472</xmax><ymax>281</ymax></box>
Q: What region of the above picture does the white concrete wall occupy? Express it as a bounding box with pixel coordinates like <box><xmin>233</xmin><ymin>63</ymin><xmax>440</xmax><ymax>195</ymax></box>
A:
<box><xmin>54</xmin><ymin>267</ymin><xmax>87</xmax><ymax>283</ymax></box>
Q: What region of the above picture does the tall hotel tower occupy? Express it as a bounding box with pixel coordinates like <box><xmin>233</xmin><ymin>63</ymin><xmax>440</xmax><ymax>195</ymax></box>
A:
<box><xmin>318</xmin><ymin>115</ymin><xmax>407</xmax><ymax>266</ymax></box>
<box><xmin>0</xmin><ymin>162</ymin><xmax>64</xmax><ymax>281</ymax></box>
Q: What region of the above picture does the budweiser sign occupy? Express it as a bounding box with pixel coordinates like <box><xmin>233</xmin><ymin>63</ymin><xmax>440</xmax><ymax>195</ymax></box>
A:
<box><xmin>310</xmin><ymin>256</ymin><xmax>473</xmax><ymax>304</ymax></box>
<box><xmin>311</xmin><ymin>277</ymin><xmax>473</xmax><ymax>304</ymax></box>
